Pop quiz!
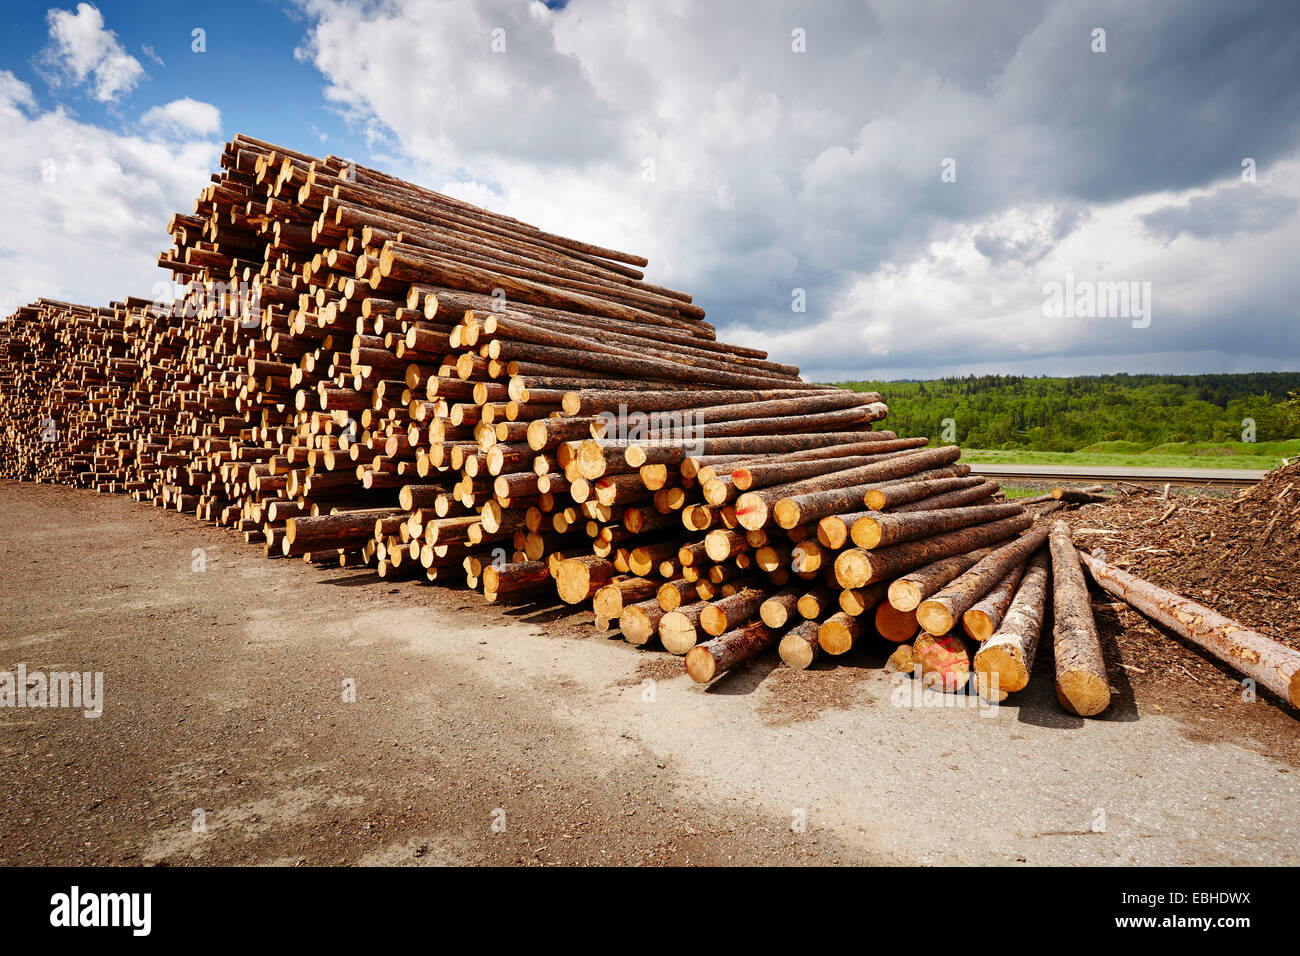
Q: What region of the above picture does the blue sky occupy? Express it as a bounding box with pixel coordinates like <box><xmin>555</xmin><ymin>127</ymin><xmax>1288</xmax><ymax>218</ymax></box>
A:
<box><xmin>1</xmin><ymin>1</ymin><xmax>1298</xmax><ymax>380</ymax></box>
<box><xmin>0</xmin><ymin>0</ymin><xmax>357</xmax><ymax>152</ymax></box>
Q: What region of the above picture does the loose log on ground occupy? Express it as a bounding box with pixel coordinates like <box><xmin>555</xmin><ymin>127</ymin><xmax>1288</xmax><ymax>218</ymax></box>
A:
<box><xmin>962</xmin><ymin>558</ymin><xmax>1028</xmax><ymax>643</ymax></box>
<box><xmin>1049</xmin><ymin>522</ymin><xmax>1110</xmax><ymax>717</ymax></box>
<box><xmin>912</xmin><ymin>632</ymin><xmax>972</xmax><ymax>693</ymax></box>
<box><xmin>660</xmin><ymin>601</ymin><xmax>708</xmax><ymax>655</ymax></box>
<box><xmin>818</xmin><ymin>611</ymin><xmax>864</xmax><ymax>656</ymax></box>
<box><xmin>700</xmin><ymin>586</ymin><xmax>770</xmax><ymax>637</ymax></box>
<box><xmin>1079</xmin><ymin>549</ymin><xmax>1300</xmax><ymax>709</ymax></box>
<box><xmin>886</xmin><ymin>546</ymin><xmax>996</xmax><ymax>612</ymax></box>
<box><xmin>620</xmin><ymin>597</ymin><xmax>668</xmax><ymax>646</ymax></box>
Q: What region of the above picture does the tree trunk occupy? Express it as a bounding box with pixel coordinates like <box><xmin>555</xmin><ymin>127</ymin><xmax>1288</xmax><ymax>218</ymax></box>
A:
<box><xmin>1079</xmin><ymin>549</ymin><xmax>1300</xmax><ymax>709</ymax></box>
<box><xmin>972</xmin><ymin>549</ymin><xmax>1050</xmax><ymax>696</ymax></box>
<box><xmin>1050</xmin><ymin>522</ymin><xmax>1111</xmax><ymax>717</ymax></box>
<box><xmin>686</xmin><ymin>620</ymin><xmax>776</xmax><ymax>683</ymax></box>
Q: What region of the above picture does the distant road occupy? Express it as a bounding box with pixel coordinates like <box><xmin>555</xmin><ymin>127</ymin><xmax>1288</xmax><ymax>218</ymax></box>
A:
<box><xmin>965</xmin><ymin>463</ymin><xmax>1267</xmax><ymax>488</ymax></box>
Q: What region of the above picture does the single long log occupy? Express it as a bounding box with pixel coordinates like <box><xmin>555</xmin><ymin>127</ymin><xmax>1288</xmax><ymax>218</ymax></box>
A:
<box><xmin>686</xmin><ymin>621</ymin><xmax>776</xmax><ymax>682</ymax></box>
<box><xmin>700</xmin><ymin>586</ymin><xmax>770</xmax><ymax>637</ymax></box>
<box><xmin>1079</xmin><ymin>550</ymin><xmax>1300</xmax><ymax>709</ymax></box>
<box><xmin>660</xmin><ymin>601</ymin><xmax>708</xmax><ymax>655</ymax></box>
<box><xmin>850</xmin><ymin>501</ymin><xmax>1025</xmax><ymax>550</ymax></box>
<box><xmin>818</xmin><ymin>611</ymin><xmax>864</xmax><ymax>656</ymax></box>
<box><xmin>1050</xmin><ymin>522</ymin><xmax>1110</xmax><ymax>717</ymax></box>
<box><xmin>863</xmin><ymin>475</ymin><xmax>983</xmax><ymax>511</ymax></box>
<box><xmin>886</xmin><ymin>546</ymin><xmax>996</xmax><ymax>612</ymax></box>
<box><xmin>620</xmin><ymin>597</ymin><xmax>668</xmax><ymax>646</ymax></box>
<box><xmin>778</xmin><ymin>619</ymin><xmax>823</xmax><ymax>670</ymax></box>
<box><xmin>962</xmin><ymin>558</ymin><xmax>1028</xmax><ymax>643</ymax></box>
<box><xmin>972</xmin><ymin>549</ymin><xmax>1051</xmax><ymax>696</ymax></box>
<box><xmin>912</xmin><ymin>632</ymin><xmax>971</xmax><ymax>692</ymax></box>
<box><xmin>875</xmin><ymin>601</ymin><xmax>919</xmax><ymax>643</ymax></box>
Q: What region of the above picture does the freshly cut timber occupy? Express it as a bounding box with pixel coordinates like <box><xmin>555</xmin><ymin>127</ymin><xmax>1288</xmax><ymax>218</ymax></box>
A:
<box><xmin>886</xmin><ymin>643</ymin><xmax>915</xmax><ymax>673</ymax></box>
<box><xmin>886</xmin><ymin>547</ymin><xmax>995</xmax><ymax>612</ymax></box>
<box><xmin>834</xmin><ymin>514</ymin><xmax>1033</xmax><ymax>590</ymax></box>
<box><xmin>817</xmin><ymin>611</ymin><xmax>864</xmax><ymax>656</ymax></box>
<box><xmin>875</xmin><ymin>600</ymin><xmax>919</xmax><ymax>643</ymax></box>
<box><xmin>778</xmin><ymin>619</ymin><xmax>824</xmax><ymax>669</ymax></box>
<box><xmin>660</xmin><ymin>602</ymin><xmax>708</xmax><ymax>655</ymax></box>
<box><xmin>620</xmin><ymin>597</ymin><xmax>668</xmax><ymax>646</ymax></box>
<box><xmin>1079</xmin><ymin>550</ymin><xmax>1300</xmax><ymax>709</ymax></box>
<box><xmin>863</xmin><ymin>475</ymin><xmax>985</xmax><ymax>511</ymax></box>
<box><xmin>849</xmin><ymin>501</ymin><xmax>1025</xmax><ymax>550</ymax></box>
<box><xmin>973</xmin><ymin>549</ymin><xmax>1051</xmax><ymax>697</ymax></box>
<box><xmin>700</xmin><ymin>586</ymin><xmax>770</xmax><ymax>637</ymax></box>
<box><xmin>1049</xmin><ymin>522</ymin><xmax>1111</xmax><ymax>717</ymax></box>
<box><xmin>912</xmin><ymin>632</ymin><xmax>971</xmax><ymax>692</ymax></box>
<box><xmin>686</xmin><ymin>621</ymin><xmax>776</xmax><ymax>682</ymax></box>
<box><xmin>961</xmin><ymin>559</ymin><xmax>1028</xmax><ymax>642</ymax></box>
<box><xmin>914</xmin><ymin>525</ymin><xmax>1049</xmax><ymax>636</ymax></box>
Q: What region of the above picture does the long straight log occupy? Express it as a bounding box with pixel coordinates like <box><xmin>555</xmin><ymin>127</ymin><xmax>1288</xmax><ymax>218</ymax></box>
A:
<box><xmin>972</xmin><ymin>549</ymin><xmax>1051</xmax><ymax>695</ymax></box>
<box><xmin>886</xmin><ymin>546</ymin><xmax>996</xmax><ymax>612</ymax></box>
<box><xmin>778</xmin><ymin>619</ymin><xmax>823</xmax><ymax>670</ymax></box>
<box><xmin>1078</xmin><ymin>550</ymin><xmax>1300</xmax><ymax>709</ymax></box>
<box><xmin>863</xmin><ymin>475</ymin><xmax>984</xmax><ymax>511</ymax></box>
<box><xmin>850</xmin><ymin>502</ymin><xmax>1025</xmax><ymax>550</ymax></box>
<box><xmin>962</xmin><ymin>558</ymin><xmax>1029</xmax><ymax>643</ymax></box>
<box><xmin>1050</xmin><ymin>522</ymin><xmax>1110</xmax><ymax>717</ymax></box>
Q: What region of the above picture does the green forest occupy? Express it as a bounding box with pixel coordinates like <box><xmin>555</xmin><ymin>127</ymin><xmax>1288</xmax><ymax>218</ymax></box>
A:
<box><xmin>835</xmin><ymin>372</ymin><xmax>1300</xmax><ymax>454</ymax></box>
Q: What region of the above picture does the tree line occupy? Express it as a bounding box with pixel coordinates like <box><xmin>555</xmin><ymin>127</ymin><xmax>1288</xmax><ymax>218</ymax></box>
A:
<box><xmin>835</xmin><ymin>372</ymin><xmax>1300</xmax><ymax>450</ymax></box>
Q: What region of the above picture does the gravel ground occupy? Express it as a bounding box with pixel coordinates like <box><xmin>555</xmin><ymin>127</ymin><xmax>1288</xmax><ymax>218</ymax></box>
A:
<box><xmin>1</xmin><ymin>480</ymin><xmax>1296</xmax><ymax>866</ymax></box>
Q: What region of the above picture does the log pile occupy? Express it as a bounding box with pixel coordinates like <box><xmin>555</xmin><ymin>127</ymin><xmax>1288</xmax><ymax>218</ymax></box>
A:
<box><xmin>2</xmin><ymin>133</ymin><xmax>1292</xmax><ymax>719</ymax></box>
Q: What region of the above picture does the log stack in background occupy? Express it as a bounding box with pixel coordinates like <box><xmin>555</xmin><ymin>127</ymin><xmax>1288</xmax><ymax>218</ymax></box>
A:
<box><xmin>24</xmin><ymin>133</ymin><xmax>1300</xmax><ymax>719</ymax></box>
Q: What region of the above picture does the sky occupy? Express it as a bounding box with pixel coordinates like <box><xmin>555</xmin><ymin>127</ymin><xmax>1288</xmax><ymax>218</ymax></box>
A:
<box><xmin>0</xmin><ymin>0</ymin><xmax>1297</xmax><ymax>380</ymax></box>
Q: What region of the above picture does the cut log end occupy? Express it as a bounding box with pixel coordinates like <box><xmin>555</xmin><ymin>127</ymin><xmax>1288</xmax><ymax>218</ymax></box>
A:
<box><xmin>779</xmin><ymin>633</ymin><xmax>816</xmax><ymax>669</ymax></box>
<box><xmin>1055</xmin><ymin>670</ymin><xmax>1112</xmax><ymax>717</ymax></box>
<box><xmin>962</xmin><ymin>609</ymin><xmax>996</xmax><ymax>644</ymax></box>
<box><xmin>887</xmin><ymin>578</ymin><xmax>923</xmax><ymax>612</ymax></box>
<box><xmin>659</xmin><ymin>612</ymin><xmax>698</xmax><ymax>655</ymax></box>
<box><xmin>684</xmin><ymin>646</ymin><xmax>717</xmax><ymax>683</ymax></box>
<box><xmin>973</xmin><ymin>642</ymin><xmax>1031</xmax><ymax>694</ymax></box>
<box><xmin>914</xmin><ymin>599</ymin><xmax>955</xmax><ymax>637</ymax></box>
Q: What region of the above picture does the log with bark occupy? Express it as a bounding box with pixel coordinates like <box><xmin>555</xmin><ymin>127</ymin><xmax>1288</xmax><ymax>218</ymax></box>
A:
<box><xmin>1050</xmin><ymin>522</ymin><xmax>1111</xmax><ymax>717</ymax></box>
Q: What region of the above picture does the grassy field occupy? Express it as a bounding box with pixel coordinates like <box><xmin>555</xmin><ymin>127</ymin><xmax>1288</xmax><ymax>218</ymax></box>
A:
<box><xmin>958</xmin><ymin>439</ymin><xmax>1300</xmax><ymax>471</ymax></box>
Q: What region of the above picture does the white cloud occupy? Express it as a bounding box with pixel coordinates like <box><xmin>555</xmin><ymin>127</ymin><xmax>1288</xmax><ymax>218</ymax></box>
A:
<box><xmin>296</xmin><ymin>0</ymin><xmax>1300</xmax><ymax>378</ymax></box>
<box><xmin>0</xmin><ymin>71</ymin><xmax>221</xmax><ymax>317</ymax></box>
<box><xmin>42</xmin><ymin>3</ymin><xmax>145</xmax><ymax>103</ymax></box>
<box><xmin>141</xmin><ymin>98</ymin><xmax>223</xmax><ymax>138</ymax></box>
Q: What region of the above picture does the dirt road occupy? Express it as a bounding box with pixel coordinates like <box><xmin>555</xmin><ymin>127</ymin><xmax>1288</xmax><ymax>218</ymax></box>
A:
<box><xmin>1</xmin><ymin>481</ymin><xmax>1295</xmax><ymax>865</ymax></box>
